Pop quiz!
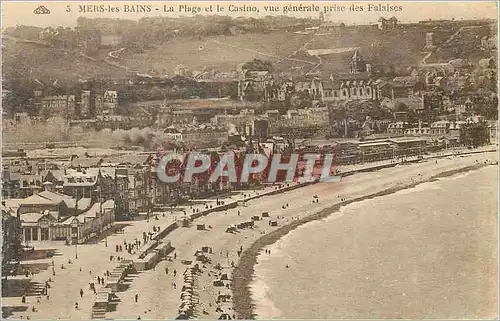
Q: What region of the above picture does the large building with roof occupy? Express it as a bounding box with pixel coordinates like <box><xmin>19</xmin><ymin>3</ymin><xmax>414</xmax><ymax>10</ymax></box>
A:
<box><xmin>4</xmin><ymin>180</ymin><xmax>116</xmax><ymax>244</ymax></box>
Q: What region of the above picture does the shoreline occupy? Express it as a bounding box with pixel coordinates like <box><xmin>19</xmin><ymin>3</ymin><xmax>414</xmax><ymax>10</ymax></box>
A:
<box><xmin>231</xmin><ymin>162</ymin><xmax>492</xmax><ymax>319</ymax></box>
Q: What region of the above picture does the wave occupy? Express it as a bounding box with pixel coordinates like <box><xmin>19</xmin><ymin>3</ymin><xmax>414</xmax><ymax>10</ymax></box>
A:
<box><xmin>242</xmin><ymin>164</ymin><xmax>497</xmax><ymax>319</ymax></box>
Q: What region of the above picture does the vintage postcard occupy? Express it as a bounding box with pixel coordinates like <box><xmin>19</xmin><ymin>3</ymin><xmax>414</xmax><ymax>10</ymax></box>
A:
<box><xmin>1</xmin><ymin>1</ymin><xmax>498</xmax><ymax>320</ymax></box>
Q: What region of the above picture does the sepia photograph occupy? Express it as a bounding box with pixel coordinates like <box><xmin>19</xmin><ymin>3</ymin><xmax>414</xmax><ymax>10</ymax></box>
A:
<box><xmin>1</xmin><ymin>1</ymin><xmax>498</xmax><ymax>320</ymax></box>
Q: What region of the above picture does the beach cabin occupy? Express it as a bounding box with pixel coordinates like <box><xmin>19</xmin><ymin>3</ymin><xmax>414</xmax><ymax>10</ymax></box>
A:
<box><xmin>270</xmin><ymin>220</ymin><xmax>278</xmax><ymax>226</ymax></box>
<box><xmin>251</xmin><ymin>215</ymin><xmax>260</xmax><ymax>221</ymax></box>
<box><xmin>181</xmin><ymin>219</ymin><xmax>190</xmax><ymax>227</ymax></box>
<box><xmin>213</xmin><ymin>280</ymin><xmax>224</xmax><ymax>287</ymax></box>
<box><xmin>261</xmin><ymin>212</ymin><xmax>270</xmax><ymax>218</ymax></box>
<box><xmin>92</xmin><ymin>289</ymin><xmax>112</xmax><ymax>319</ymax></box>
<box><xmin>196</xmin><ymin>255</ymin><xmax>210</xmax><ymax>264</ymax></box>
<box><xmin>196</xmin><ymin>224</ymin><xmax>205</xmax><ymax>230</ymax></box>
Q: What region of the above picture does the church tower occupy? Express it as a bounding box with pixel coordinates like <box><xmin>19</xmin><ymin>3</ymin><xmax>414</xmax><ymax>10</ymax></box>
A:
<box><xmin>350</xmin><ymin>50</ymin><xmax>366</xmax><ymax>73</ymax></box>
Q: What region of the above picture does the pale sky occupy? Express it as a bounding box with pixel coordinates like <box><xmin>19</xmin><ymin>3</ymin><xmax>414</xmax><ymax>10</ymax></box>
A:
<box><xmin>1</xmin><ymin>1</ymin><xmax>498</xmax><ymax>29</ymax></box>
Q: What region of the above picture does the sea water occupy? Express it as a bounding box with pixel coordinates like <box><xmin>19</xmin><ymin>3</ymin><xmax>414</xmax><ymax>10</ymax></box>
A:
<box><xmin>251</xmin><ymin>166</ymin><xmax>498</xmax><ymax>319</ymax></box>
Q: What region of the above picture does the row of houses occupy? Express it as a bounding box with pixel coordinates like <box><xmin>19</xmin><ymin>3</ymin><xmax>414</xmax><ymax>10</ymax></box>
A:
<box><xmin>2</xmin><ymin>155</ymin><xmax>151</xmax><ymax>214</ymax></box>
<box><xmin>386</xmin><ymin>116</ymin><xmax>498</xmax><ymax>143</ymax></box>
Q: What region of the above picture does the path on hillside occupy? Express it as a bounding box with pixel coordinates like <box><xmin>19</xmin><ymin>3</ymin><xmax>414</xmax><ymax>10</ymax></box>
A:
<box><xmin>275</xmin><ymin>35</ymin><xmax>317</xmax><ymax>64</ymax></box>
<box><xmin>210</xmin><ymin>39</ymin><xmax>317</xmax><ymax>65</ymax></box>
<box><xmin>274</xmin><ymin>35</ymin><xmax>323</xmax><ymax>75</ymax></box>
<box><xmin>2</xmin><ymin>35</ymin><xmax>51</xmax><ymax>46</ymax></box>
<box><xmin>420</xmin><ymin>25</ymin><xmax>482</xmax><ymax>66</ymax></box>
<box><xmin>108</xmin><ymin>47</ymin><xmax>126</xmax><ymax>59</ymax></box>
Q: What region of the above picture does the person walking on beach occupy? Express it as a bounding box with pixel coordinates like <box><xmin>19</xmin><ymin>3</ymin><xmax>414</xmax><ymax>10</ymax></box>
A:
<box><xmin>165</xmin><ymin>267</ymin><xmax>169</xmax><ymax>275</ymax></box>
<box><xmin>173</xmin><ymin>269</ymin><xmax>177</xmax><ymax>277</ymax></box>
<box><xmin>135</xmin><ymin>294</ymin><xmax>139</xmax><ymax>302</ymax></box>
<box><xmin>79</xmin><ymin>289</ymin><xmax>84</xmax><ymax>298</ymax></box>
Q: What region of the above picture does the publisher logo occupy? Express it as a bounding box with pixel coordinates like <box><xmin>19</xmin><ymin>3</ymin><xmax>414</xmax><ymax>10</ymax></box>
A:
<box><xmin>34</xmin><ymin>5</ymin><xmax>51</xmax><ymax>14</ymax></box>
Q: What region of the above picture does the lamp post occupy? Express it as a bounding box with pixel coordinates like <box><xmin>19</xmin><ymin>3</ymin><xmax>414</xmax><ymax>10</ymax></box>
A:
<box><xmin>75</xmin><ymin>243</ymin><xmax>78</xmax><ymax>259</ymax></box>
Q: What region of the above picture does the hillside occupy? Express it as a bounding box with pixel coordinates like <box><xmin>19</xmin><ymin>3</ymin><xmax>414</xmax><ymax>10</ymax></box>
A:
<box><xmin>2</xmin><ymin>38</ymin><xmax>130</xmax><ymax>85</ymax></box>
<box><xmin>116</xmin><ymin>27</ymin><xmax>431</xmax><ymax>76</ymax></box>
<box><xmin>307</xmin><ymin>26</ymin><xmax>430</xmax><ymax>74</ymax></box>
<box><xmin>117</xmin><ymin>31</ymin><xmax>315</xmax><ymax>76</ymax></box>
<box><xmin>2</xmin><ymin>21</ymin><xmax>493</xmax><ymax>85</ymax></box>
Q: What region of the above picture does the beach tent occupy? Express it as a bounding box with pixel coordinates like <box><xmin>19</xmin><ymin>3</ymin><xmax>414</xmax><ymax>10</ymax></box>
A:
<box><xmin>182</xmin><ymin>219</ymin><xmax>190</xmax><ymax>227</ymax></box>
<box><xmin>261</xmin><ymin>212</ymin><xmax>270</xmax><ymax>217</ymax></box>
<box><xmin>217</xmin><ymin>294</ymin><xmax>231</xmax><ymax>302</ymax></box>
<box><xmin>218</xmin><ymin>313</ymin><xmax>232</xmax><ymax>320</ymax></box>
<box><xmin>252</xmin><ymin>216</ymin><xmax>260</xmax><ymax>221</ymax></box>
<box><xmin>196</xmin><ymin>224</ymin><xmax>205</xmax><ymax>230</ymax></box>
<box><xmin>270</xmin><ymin>221</ymin><xmax>278</xmax><ymax>226</ymax></box>
<box><xmin>220</xmin><ymin>273</ymin><xmax>229</xmax><ymax>280</ymax></box>
<box><xmin>213</xmin><ymin>280</ymin><xmax>224</xmax><ymax>287</ymax></box>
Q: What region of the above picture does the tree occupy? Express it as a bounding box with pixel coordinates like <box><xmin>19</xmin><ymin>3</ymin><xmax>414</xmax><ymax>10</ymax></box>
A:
<box><xmin>242</xmin><ymin>59</ymin><xmax>273</xmax><ymax>72</ymax></box>
<box><xmin>290</xmin><ymin>90</ymin><xmax>311</xmax><ymax>108</ymax></box>
<box><xmin>460</xmin><ymin>121</ymin><xmax>490</xmax><ymax>147</ymax></box>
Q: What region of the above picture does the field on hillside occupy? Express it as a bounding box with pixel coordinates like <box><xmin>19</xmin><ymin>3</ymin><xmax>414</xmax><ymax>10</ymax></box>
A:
<box><xmin>119</xmin><ymin>31</ymin><xmax>316</xmax><ymax>75</ymax></box>
<box><xmin>119</xmin><ymin>27</ymin><xmax>431</xmax><ymax>76</ymax></box>
<box><xmin>309</xmin><ymin>26</ymin><xmax>430</xmax><ymax>73</ymax></box>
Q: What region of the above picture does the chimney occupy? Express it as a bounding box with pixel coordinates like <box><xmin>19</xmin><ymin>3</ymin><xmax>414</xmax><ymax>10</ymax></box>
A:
<box><xmin>43</xmin><ymin>181</ymin><xmax>54</xmax><ymax>192</ymax></box>
<box><xmin>366</xmin><ymin>64</ymin><xmax>372</xmax><ymax>73</ymax></box>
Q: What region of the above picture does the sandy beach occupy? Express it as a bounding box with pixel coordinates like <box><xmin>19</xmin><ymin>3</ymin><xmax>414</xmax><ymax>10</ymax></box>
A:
<box><xmin>5</xmin><ymin>149</ymin><xmax>497</xmax><ymax>320</ymax></box>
